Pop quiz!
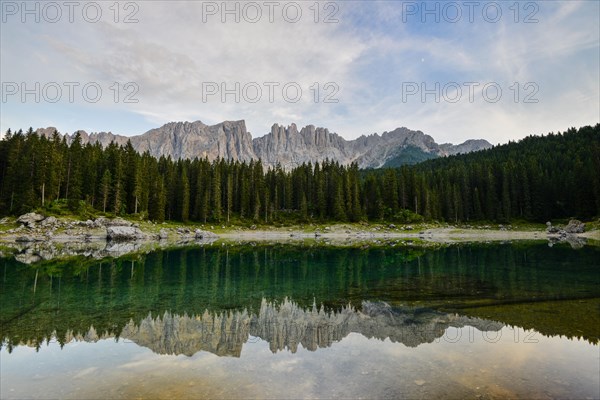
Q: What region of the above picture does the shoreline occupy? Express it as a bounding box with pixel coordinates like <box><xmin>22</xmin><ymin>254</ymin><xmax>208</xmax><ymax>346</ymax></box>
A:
<box><xmin>2</xmin><ymin>214</ymin><xmax>598</xmax><ymax>244</ymax></box>
<box><xmin>1</xmin><ymin>214</ymin><xmax>598</xmax><ymax>264</ymax></box>
<box><xmin>218</xmin><ymin>227</ymin><xmax>600</xmax><ymax>243</ymax></box>
<box><xmin>2</xmin><ymin>224</ymin><xmax>598</xmax><ymax>244</ymax></box>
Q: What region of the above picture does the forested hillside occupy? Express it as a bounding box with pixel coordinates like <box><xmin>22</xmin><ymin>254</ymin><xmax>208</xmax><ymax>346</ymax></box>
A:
<box><xmin>0</xmin><ymin>124</ymin><xmax>598</xmax><ymax>223</ymax></box>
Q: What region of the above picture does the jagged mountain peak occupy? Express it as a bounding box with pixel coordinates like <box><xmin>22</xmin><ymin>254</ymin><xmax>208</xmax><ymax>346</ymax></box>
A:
<box><xmin>35</xmin><ymin>120</ymin><xmax>492</xmax><ymax>169</ymax></box>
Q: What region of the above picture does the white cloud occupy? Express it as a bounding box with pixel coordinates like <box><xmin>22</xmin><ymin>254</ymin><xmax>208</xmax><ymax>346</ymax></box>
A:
<box><xmin>1</xmin><ymin>1</ymin><xmax>598</xmax><ymax>143</ymax></box>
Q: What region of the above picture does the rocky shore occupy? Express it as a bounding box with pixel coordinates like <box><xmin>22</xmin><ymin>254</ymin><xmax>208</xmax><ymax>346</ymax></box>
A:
<box><xmin>5</xmin><ymin>212</ymin><xmax>218</xmax><ymax>243</ymax></box>
<box><xmin>0</xmin><ymin>213</ymin><xmax>596</xmax><ymax>264</ymax></box>
<box><xmin>0</xmin><ymin>213</ymin><xmax>218</xmax><ymax>263</ymax></box>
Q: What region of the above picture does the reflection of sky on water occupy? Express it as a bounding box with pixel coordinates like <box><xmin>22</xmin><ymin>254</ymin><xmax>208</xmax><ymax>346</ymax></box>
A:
<box><xmin>2</xmin><ymin>325</ymin><xmax>598</xmax><ymax>399</ymax></box>
<box><xmin>4</xmin><ymin>300</ymin><xmax>507</xmax><ymax>357</ymax></box>
<box><xmin>2</xmin><ymin>243</ymin><xmax>598</xmax><ymax>398</ymax></box>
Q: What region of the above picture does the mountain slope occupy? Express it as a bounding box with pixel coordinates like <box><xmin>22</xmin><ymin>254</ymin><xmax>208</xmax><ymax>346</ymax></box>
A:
<box><xmin>36</xmin><ymin>120</ymin><xmax>492</xmax><ymax>168</ymax></box>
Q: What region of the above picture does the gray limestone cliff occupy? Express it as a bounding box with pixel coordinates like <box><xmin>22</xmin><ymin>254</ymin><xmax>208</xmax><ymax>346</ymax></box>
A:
<box><xmin>36</xmin><ymin>120</ymin><xmax>492</xmax><ymax>169</ymax></box>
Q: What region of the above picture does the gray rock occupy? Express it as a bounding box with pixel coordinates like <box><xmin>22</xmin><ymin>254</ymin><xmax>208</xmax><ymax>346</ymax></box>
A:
<box><xmin>564</xmin><ymin>219</ymin><xmax>585</xmax><ymax>234</ymax></box>
<box><xmin>36</xmin><ymin>120</ymin><xmax>491</xmax><ymax>170</ymax></box>
<box><xmin>158</xmin><ymin>228</ymin><xmax>169</xmax><ymax>239</ymax></box>
<box><xmin>40</xmin><ymin>216</ymin><xmax>58</xmax><ymax>227</ymax></box>
<box><xmin>94</xmin><ymin>217</ymin><xmax>108</xmax><ymax>226</ymax></box>
<box><xmin>17</xmin><ymin>213</ymin><xmax>45</xmax><ymax>226</ymax></box>
<box><xmin>106</xmin><ymin>226</ymin><xmax>145</xmax><ymax>241</ymax></box>
<box><xmin>195</xmin><ymin>229</ymin><xmax>217</xmax><ymax>239</ymax></box>
<box><xmin>95</xmin><ymin>217</ymin><xmax>132</xmax><ymax>227</ymax></box>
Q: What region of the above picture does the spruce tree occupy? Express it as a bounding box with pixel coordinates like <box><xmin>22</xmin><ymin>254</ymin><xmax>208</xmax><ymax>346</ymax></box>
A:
<box><xmin>100</xmin><ymin>169</ymin><xmax>112</xmax><ymax>213</ymax></box>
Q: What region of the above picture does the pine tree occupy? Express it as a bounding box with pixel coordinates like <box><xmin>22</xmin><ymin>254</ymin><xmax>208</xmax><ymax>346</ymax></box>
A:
<box><xmin>501</xmin><ymin>166</ymin><xmax>511</xmax><ymax>222</ymax></box>
<box><xmin>315</xmin><ymin>163</ymin><xmax>326</xmax><ymax>219</ymax></box>
<box><xmin>300</xmin><ymin>192</ymin><xmax>308</xmax><ymax>221</ymax></box>
<box><xmin>333</xmin><ymin>174</ymin><xmax>346</xmax><ymax>221</ymax></box>
<box><xmin>113</xmin><ymin>151</ymin><xmax>125</xmax><ymax>215</ymax></box>
<box><xmin>254</xmin><ymin>191</ymin><xmax>261</xmax><ymax>222</ymax></box>
<box><xmin>100</xmin><ymin>169</ymin><xmax>112</xmax><ymax>213</ymax></box>
<box><xmin>181</xmin><ymin>167</ymin><xmax>190</xmax><ymax>222</ymax></box>
<box><xmin>155</xmin><ymin>177</ymin><xmax>167</xmax><ymax>222</ymax></box>
<box><xmin>66</xmin><ymin>132</ymin><xmax>83</xmax><ymax>210</ymax></box>
<box><xmin>211</xmin><ymin>163</ymin><xmax>222</xmax><ymax>222</ymax></box>
<box><xmin>226</xmin><ymin>173</ymin><xmax>233</xmax><ymax>223</ymax></box>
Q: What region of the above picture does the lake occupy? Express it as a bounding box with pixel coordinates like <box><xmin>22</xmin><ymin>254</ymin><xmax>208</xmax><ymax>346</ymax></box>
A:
<box><xmin>1</xmin><ymin>242</ymin><xmax>599</xmax><ymax>399</ymax></box>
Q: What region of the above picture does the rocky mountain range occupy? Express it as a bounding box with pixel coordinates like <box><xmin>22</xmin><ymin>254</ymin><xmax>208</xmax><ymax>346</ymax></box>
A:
<box><xmin>36</xmin><ymin>120</ymin><xmax>492</xmax><ymax>169</ymax></box>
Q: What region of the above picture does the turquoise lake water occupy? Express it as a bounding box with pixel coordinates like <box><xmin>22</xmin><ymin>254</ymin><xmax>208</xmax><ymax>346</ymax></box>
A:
<box><xmin>1</xmin><ymin>242</ymin><xmax>598</xmax><ymax>399</ymax></box>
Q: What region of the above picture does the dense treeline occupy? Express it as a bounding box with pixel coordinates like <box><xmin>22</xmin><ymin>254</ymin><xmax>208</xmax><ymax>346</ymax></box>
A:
<box><xmin>0</xmin><ymin>124</ymin><xmax>598</xmax><ymax>223</ymax></box>
<box><xmin>407</xmin><ymin>124</ymin><xmax>600</xmax><ymax>222</ymax></box>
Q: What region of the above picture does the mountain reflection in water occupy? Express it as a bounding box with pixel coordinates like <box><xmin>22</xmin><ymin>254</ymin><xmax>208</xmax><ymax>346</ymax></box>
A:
<box><xmin>1</xmin><ymin>243</ymin><xmax>599</xmax><ymax>400</ymax></box>
<box><xmin>23</xmin><ymin>299</ymin><xmax>502</xmax><ymax>357</ymax></box>
<box><xmin>1</xmin><ymin>242</ymin><xmax>598</xmax><ymax>354</ymax></box>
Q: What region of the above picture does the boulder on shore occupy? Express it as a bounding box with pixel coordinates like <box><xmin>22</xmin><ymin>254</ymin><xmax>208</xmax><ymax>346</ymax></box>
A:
<box><xmin>546</xmin><ymin>222</ymin><xmax>561</xmax><ymax>234</ymax></box>
<box><xmin>95</xmin><ymin>217</ymin><xmax>133</xmax><ymax>227</ymax></box>
<box><xmin>106</xmin><ymin>226</ymin><xmax>146</xmax><ymax>241</ymax></box>
<box><xmin>17</xmin><ymin>213</ymin><xmax>45</xmax><ymax>226</ymax></box>
<box><xmin>564</xmin><ymin>219</ymin><xmax>585</xmax><ymax>234</ymax></box>
<box><xmin>40</xmin><ymin>216</ymin><xmax>59</xmax><ymax>227</ymax></box>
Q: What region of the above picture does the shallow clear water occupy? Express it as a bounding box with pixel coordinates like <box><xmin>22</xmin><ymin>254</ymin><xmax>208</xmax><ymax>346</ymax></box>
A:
<box><xmin>1</xmin><ymin>242</ymin><xmax>599</xmax><ymax>399</ymax></box>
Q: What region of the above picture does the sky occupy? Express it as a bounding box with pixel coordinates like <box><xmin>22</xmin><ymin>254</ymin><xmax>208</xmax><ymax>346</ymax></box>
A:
<box><xmin>1</xmin><ymin>0</ymin><xmax>598</xmax><ymax>145</ymax></box>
